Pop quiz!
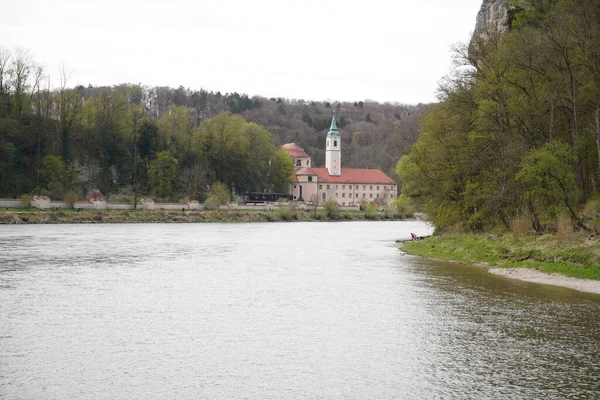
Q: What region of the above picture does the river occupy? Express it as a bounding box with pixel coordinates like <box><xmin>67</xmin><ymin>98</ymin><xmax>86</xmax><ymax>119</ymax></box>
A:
<box><xmin>0</xmin><ymin>221</ymin><xmax>598</xmax><ymax>399</ymax></box>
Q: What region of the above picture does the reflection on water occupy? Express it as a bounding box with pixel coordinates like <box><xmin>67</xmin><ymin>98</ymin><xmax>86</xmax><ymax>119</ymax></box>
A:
<box><xmin>0</xmin><ymin>222</ymin><xmax>598</xmax><ymax>399</ymax></box>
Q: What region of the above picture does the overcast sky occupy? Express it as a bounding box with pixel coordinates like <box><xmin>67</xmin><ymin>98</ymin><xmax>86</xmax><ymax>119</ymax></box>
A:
<box><xmin>2</xmin><ymin>0</ymin><xmax>482</xmax><ymax>104</ymax></box>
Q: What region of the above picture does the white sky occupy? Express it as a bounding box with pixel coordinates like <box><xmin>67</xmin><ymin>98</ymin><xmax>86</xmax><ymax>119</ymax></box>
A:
<box><xmin>2</xmin><ymin>0</ymin><xmax>482</xmax><ymax>104</ymax></box>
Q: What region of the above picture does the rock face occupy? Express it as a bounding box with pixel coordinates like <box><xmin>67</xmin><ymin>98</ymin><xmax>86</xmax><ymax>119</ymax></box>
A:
<box><xmin>475</xmin><ymin>0</ymin><xmax>510</xmax><ymax>34</ymax></box>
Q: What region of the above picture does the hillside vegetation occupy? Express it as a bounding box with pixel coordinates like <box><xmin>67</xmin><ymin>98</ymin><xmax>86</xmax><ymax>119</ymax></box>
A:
<box><xmin>0</xmin><ymin>49</ymin><xmax>426</xmax><ymax>202</ymax></box>
<box><xmin>397</xmin><ymin>0</ymin><xmax>600</xmax><ymax>234</ymax></box>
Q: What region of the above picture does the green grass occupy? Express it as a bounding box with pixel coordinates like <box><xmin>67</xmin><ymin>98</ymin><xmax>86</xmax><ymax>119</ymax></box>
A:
<box><xmin>400</xmin><ymin>233</ymin><xmax>600</xmax><ymax>280</ymax></box>
<box><xmin>0</xmin><ymin>208</ymin><xmax>404</xmax><ymax>224</ymax></box>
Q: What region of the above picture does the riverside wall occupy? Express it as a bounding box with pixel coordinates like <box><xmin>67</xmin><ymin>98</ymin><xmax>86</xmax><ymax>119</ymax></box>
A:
<box><xmin>0</xmin><ymin>198</ymin><xmax>360</xmax><ymax>212</ymax></box>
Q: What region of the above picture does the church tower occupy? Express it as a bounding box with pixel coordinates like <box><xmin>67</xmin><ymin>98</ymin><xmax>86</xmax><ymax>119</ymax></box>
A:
<box><xmin>325</xmin><ymin>115</ymin><xmax>341</xmax><ymax>176</ymax></box>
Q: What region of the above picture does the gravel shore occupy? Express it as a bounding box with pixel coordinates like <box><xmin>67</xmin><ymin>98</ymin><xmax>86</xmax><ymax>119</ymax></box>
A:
<box><xmin>489</xmin><ymin>268</ymin><xmax>600</xmax><ymax>295</ymax></box>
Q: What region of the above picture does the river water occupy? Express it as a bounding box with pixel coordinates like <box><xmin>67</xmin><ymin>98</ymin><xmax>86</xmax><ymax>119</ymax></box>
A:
<box><xmin>0</xmin><ymin>221</ymin><xmax>598</xmax><ymax>399</ymax></box>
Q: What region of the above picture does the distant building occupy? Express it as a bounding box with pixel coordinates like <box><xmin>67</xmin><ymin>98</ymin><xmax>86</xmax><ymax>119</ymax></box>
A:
<box><xmin>283</xmin><ymin>116</ymin><xmax>397</xmax><ymax>206</ymax></box>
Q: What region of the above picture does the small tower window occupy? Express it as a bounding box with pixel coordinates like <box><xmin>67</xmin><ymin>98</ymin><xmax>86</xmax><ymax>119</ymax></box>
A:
<box><xmin>307</xmin><ymin>160</ymin><xmax>310</xmax><ymax>166</ymax></box>
<box><xmin>308</xmin><ymin>176</ymin><xmax>313</xmax><ymax>182</ymax></box>
<box><xmin>334</xmin><ymin>140</ymin><xmax>337</xmax><ymax>147</ymax></box>
<box><xmin>296</xmin><ymin>160</ymin><xmax>301</xmax><ymax>166</ymax></box>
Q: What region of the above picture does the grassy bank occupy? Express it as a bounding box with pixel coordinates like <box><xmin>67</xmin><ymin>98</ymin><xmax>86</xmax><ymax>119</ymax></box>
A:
<box><xmin>0</xmin><ymin>208</ymin><xmax>404</xmax><ymax>224</ymax></box>
<box><xmin>400</xmin><ymin>233</ymin><xmax>600</xmax><ymax>280</ymax></box>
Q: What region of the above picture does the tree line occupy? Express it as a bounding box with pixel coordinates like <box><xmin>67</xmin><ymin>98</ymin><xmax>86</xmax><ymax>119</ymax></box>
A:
<box><xmin>0</xmin><ymin>47</ymin><xmax>425</xmax><ymax>202</ymax></box>
<box><xmin>397</xmin><ymin>0</ymin><xmax>600</xmax><ymax>232</ymax></box>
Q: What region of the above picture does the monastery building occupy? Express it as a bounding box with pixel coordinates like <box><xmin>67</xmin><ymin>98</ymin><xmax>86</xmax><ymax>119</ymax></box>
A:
<box><xmin>283</xmin><ymin>116</ymin><xmax>397</xmax><ymax>206</ymax></box>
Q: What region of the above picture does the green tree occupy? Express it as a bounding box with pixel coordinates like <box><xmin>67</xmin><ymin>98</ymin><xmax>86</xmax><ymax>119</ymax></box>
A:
<box><xmin>40</xmin><ymin>155</ymin><xmax>69</xmax><ymax>198</ymax></box>
<box><xmin>516</xmin><ymin>141</ymin><xmax>582</xmax><ymax>230</ymax></box>
<box><xmin>147</xmin><ymin>151</ymin><xmax>179</xmax><ymax>199</ymax></box>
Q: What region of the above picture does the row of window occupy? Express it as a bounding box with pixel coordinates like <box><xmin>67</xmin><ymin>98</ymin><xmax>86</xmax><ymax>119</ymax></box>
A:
<box><xmin>292</xmin><ymin>188</ymin><xmax>389</xmax><ymax>200</ymax></box>
<box><xmin>337</xmin><ymin>193</ymin><xmax>387</xmax><ymax>199</ymax></box>
<box><xmin>319</xmin><ymin>184</ymin><xmax>391</xmax><ymax>191</ymax></box>
<box><xmin>295</xmin><ymin>159</ymin><xmax>310</xmax><ymax>167</ymax></box>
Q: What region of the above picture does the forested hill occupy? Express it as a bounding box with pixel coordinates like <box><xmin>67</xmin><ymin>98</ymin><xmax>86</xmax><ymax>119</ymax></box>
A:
<box><xmin>0</xmin><ymin>50</ymin><xmax>428</xmax><ymax>199</ymax></box>
<box><xmin>398</xmin><ymin>0</ymin><xmax>600</xmax><ymax>233</ymax></box>
<box><xmin>76</xmin><ymin>84</ymin><xmax>427</xmax><ymax>172</ymax></box>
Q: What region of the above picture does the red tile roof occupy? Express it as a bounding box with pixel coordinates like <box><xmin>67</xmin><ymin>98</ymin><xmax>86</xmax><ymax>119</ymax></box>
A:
<box><xmin>295</xmin><ymin>167</ymin><xmax>318</xmax><ymax>175</ymax></box>
<box><xmin>282</xmin><ymin>143</ymin><xmax>311</xmax><ymax>158</ymax></box>
<box><xmin>313</xmin><ymin>168</ymin><xmax>396</xmax><ymax>184</ymax></box>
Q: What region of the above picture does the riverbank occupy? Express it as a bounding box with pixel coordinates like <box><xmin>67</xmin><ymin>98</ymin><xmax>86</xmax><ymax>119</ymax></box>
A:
<box><xmin>0</xmin><ymin>208</ymin><xmax>404</xmax><ymax>224</ymax></box>
<box><xmin>399</xmin><ymin>233</ymin><xmax>600</xmax><ymax>294</ymax></box>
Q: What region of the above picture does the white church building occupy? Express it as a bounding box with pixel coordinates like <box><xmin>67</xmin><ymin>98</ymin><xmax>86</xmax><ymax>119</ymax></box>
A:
<box><xmin>283</xmin><ymin>116</ymin><xmax>397</xmax><ymax>206</ymax></box>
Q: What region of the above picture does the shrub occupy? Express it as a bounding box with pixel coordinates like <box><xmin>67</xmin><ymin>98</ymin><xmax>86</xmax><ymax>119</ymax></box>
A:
<box><xmin>275</xmin><ymin>202</ymin><xmax>296</xmax><ymax>221</ymax></box>
<box><xmin>64</xmin><ymin>191</ymin><xmax>79</xmax><ymax>209</ymax></box>
<box><xmin>203</xmin><ymin>195</ymin><xmax>221</xmax><ymax>211</ymax></box>
<box><xmin>88</xmin><ymin>189</ymin><xmax>104</xmax><ymax>202</ymax></box>
<box><xmin>207</xmin><ymin>182</ymin><xmax>231</xmax><ymax>205</ymax></box>
<box><xmin>108</xmin><ymin>187</ymin><xmax>137</xmax><ymax>205</ymax></box>
<box><xmin>392</xmin><ymin>196</ymin><xmax>415</xmax><ymax>218</ymax></box>
<box><xmin>556</xmin><ymin>214</ymin><xmax>573</xmax><ymax>243</ymax></box>
<box><xmin>582</xmin><ymin>199</ymin><xmax>600</xmax><ymax>219</ymax></box>
<box><xmin>364</xmin><ymin>205</ymin><xmax>379</xmax><ymax>220</ymax></box>
<box><xmin>322</xmin><ymin>200</ymin><xmax>341</xmax><ymax>220</ymax></box>
<box><xmin>20</xmin><ymin>194</ymin><xmax>33</xmax><ymax>208</ymax></box>
<box><xmin>510</xmin><ymin>215</ymin><xmax>531</xmax><ymax>239</ymax></box>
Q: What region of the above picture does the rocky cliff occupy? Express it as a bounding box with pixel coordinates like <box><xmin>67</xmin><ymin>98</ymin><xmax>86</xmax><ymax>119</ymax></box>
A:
<box><xmin>474</xmin><ymin>0</ymin><xmax>510</xmax><ymax>33</ymax></box>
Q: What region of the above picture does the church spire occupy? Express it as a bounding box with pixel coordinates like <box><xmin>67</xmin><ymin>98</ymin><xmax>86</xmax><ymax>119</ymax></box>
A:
<box><xmin>325</xmin><ymin>113</ymin><xmax>341</xmax><ymax>176</ymax></box>
<box><xmin>328</xmin><ymin>114</ymin><xmax>340</xmax><ymax>137</ymax></box>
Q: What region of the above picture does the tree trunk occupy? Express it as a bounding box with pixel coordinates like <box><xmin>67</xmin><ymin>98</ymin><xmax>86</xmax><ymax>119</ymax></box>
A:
<box><xmin>596</xmin><ymin>105</ymin><xmax>600</xmax><ymax>191</ymax></box>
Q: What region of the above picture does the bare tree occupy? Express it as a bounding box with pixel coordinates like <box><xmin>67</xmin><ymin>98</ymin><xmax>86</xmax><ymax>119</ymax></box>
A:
<box><xmin>9</xmin><ymin>48</ymin><xmax>32</xmax><ymax>115</ymax></box>
<box><xmin>0</xmin><ymin>47</ymin><xmax>11</xmax><ymax>95</ymax></box>
<box><xmin>57</xmin><ymin>64</ymin><xmax>83</xmax><ymax>162</ymax></box>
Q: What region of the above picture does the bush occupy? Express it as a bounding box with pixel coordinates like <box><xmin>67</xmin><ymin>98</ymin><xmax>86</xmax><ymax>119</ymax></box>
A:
<box><xmin>582</xmin><ymin>199</ymin><xmax>600</xmax><ymax>219</ymax></box>
<box><xmin>64</xmin><ymin>191</ymin><xmax>79</xmax><ymax>209</ymax></box>
<box><xmin>20</xmin><ymin>194</ymin><xmax>33</xmax><ymax>208</ymax></box>
<box><xmin>203</xmin><ymin>195</ymin><xmax>221</xmax><ymax>211</ymax></box>
<box><xmin>392</xmin><ymin>196</ymin><xmax>415</xmax><ymax>218</ymax></box>
<box><xmin>364</xmin><ymin>205</ymin><xmax>379</xmax><ymax>220</ymax></box>
<box><xmin>275</xmin><ymin>202</ymin><xmax>296</xmax><ymax>221</ymax></box>
<box><xmin>207</xmin><ymin>182</ymin><xmax>230</xmax><ymax>205</ymax></box>
<box><xmin>322</xmin><ymin>200</ymin><xmax>341</xmax><ymax>220</ymax></box>
<box><xmin>556</xmin><ymin>214</ymin><xmax>573</xmax><ymax>243</ymax></box>
<box><xmin>88</xmin><ymin>189</ymin><xmax>104</xmax><ymax>202</ymax></box>
<box><xmin>510</xmin><ymin>215</ymin><xmax>532</xmax><ymax>239</ymax></box>
<box><xmin>107</xmin><ymin>187</ymin><xmax>137</xmax><ymax>205</ymax></box>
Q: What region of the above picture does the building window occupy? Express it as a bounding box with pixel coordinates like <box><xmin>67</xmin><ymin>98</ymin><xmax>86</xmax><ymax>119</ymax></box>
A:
<box><xmin>356</xmin><ymin>194</ymin><xmax>359</xmax><ymax>198</ymax></box>
<box><xmin>326</xmin><ymin>185</ymin><xmax>330</xmax><ymax>189</ymax></box>
<box><xmin>342</xmin><ymin>185</ymin><xmax>345</xmax><ymax>190</ymax></box>
<box><xmin>296</xmin><ymin>160</ymin><xmax>301</xmax><ymax>166</ymax></box>
<box><xmin>293</xmin><ymin>185</ymin><xmax>297</xmax><ymax>189</ymax></box>
<box><xmin>370</xmin><ymin>194</ymin><xmax>373</xmax><ymax>198</ymax></box>
<box><xmin>335</xmin><ymin>185</ymin><xmax>338</xmax><ymax>189</ymax></box>
<box><xmin>370</xmin><ymin>185</ymin><xmax>373</xmax><ymax>190</ymax></box>
<box><xmin>322</xmin><ymin>193</ymin><xmax>326</xmax><ymax>201</ymax></box>
<box><xmin>356</xmin><ymin>185</ymin><xmax>359</xmax><ymax>189</ymax></box>
<box><xmin>293</xmin><ymin>195</ymin><xmax>297</xmax><ymax>200</ymax></box>
<box><xmin>363</xmin><ymin>193</ymin><xmax>366</xmax><ymax>198</ymax></box>
<box><xmin>307</xmin><ymin>160</ymin><xmax>310</xmax><ymax>166</ymax></box>
<box><xmin>342</xmin><ymin>193</ymin><xmax>345</xmax><ymax>198</ymax></box>
<box><xmin>308</xmin><ymin>176</ymin><xmax>313</xmax><ymax>182</ymax></box>
<box><xmin>319</xmin><ymin>185</ymin><xmax>322</xmax><ymax>189</ymax></box>
<box><xmin>363</xmin><ymin>185</ymin><xmax>366</xmax><ymax>190</ymax></box>
<box><xmin>377</xmin><ymin>186</ymin><xmax>380</xmax><ymax>190</ymax></box>
<box><xmin>334</xmin><ymin>140</ymin><xmax>337</xmax><ymax>147</ymax></box>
